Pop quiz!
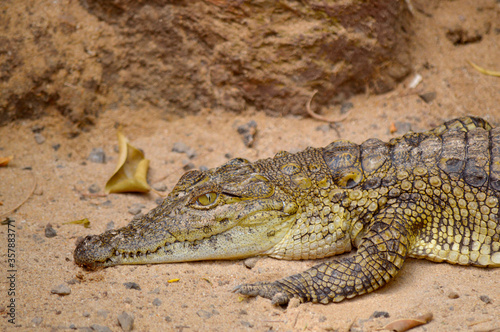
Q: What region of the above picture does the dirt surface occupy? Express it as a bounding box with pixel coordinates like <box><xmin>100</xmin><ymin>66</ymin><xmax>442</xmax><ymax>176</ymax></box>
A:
<box><xmin>1</xmin><ymin>0</ymin><xmax>500</xmax><ymax>331</ymax></box>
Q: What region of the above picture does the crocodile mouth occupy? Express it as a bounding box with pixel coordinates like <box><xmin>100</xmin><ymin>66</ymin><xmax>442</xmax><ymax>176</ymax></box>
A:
<box><xmin>74</xmin><ymin>206</ymin><xmax>297</xmax><ymax>269</ymax></box>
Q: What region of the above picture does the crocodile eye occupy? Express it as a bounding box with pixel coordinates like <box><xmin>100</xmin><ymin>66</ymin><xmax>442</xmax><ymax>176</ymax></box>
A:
<box><xmin>196</xmin><ymin>192</ymin><xmax>218</xmax><ymax>206</ymax></box>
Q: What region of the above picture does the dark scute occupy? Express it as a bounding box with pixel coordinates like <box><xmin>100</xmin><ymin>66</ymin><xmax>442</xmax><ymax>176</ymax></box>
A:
<box><xmin>463</xmin><ymin>166</ymin><xmax>487</xmax><ymax>187</ymax></box>
<box><xmin>490</xmin><ymin>176</ymin><xmax>500</xmax><ymax>191</ymax></box>
<box><xmin>363</xmin><ymin>177</ymin><xmax>381</xmax><ymax>190</ymax></box>
<box><xmin>442</xmin><ymin>158</ymin><xmax>464</xmax><ymax>174</ymax></box>
<box><xmin>382</xmin><ymin>175</ymin><xmax>396</xmax><ymax>187</ymax></box>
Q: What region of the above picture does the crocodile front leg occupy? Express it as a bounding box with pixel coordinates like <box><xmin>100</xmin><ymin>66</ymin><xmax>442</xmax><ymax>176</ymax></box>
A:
<box><xmin>234</xmin><ymin>211</ymin><xmax>411</xmax><ymax>304</ymax></box>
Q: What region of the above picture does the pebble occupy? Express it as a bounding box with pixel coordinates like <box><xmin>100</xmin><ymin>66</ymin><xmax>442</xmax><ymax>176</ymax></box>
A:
<box><xmin>153</xmin><ymin>298</ymin><xmax>162</xmax><ymax>306</ymax></box>
<box><xmin>447</xmin><ymin>291</ymin><xmax>460</xmax><ymax>299</ymax></box>
<box><xmin>243</xmin><ymin>257</ymin><xmax>259</xmax><ymax>269</ymax></box>
<box><xmin>479</xmin><ymin>295</ymin><xmax>491</xmax><ymax>304</ymax></box>
<box><xmin>88</xmin><ymin>183</ymin><xmax>100</xmax><ymax>193</ymax></box>
<box><xmin>88</xmin><ymin>148</ymin><xmax>106</xmax><ymax>163</ymax></box>
<box><xmin>241</xmin><ymin>321</ymin><xmax>254</xmax><ymax>328</ymax></box>
<box><xmin>31</xmin><ymin>317</ymin><xmax>43</xmax><ymax>326</ymax></box>
<box><xmin>123</xmin><ymin>282</ymin><xmax>141</xmax><ymax>290</ymax></box>
<box><xmin>52</xmin><ymin>143</ymin><xmax>61</xmax><ymax>151</ymax></box>
<box><xmin>128</xmin><ymin>204</ymin><xmax>145</xmax><ymax>215</ymax></box>
<box><xmin>69</xmin><ymin>323</ymin><xmax>77</xmax><ymax>329</ymax></box>
<box><xmin>51</xmin><ymin>284</ymin><xmax>71</xmax><ymax>296</ymax></box>
<box><xmin>83</xmin><ymin>311</ymin><xmax>91</xmax><ymax>317</ymax></box>
<box><xmin>105</xmin><ymin>221</ymin><xmax>115</xmax><ymax>231</ymax></box>
<box><xmin>340</xmin><ymin>101</ymin><xmax>354</xmax><ymax>114</ymax></box>
<box><xmin>117</xmin><ymin>311</ymin><xmax>134</xmax><ymax>331</ymax></box>
<box><xmin>182</xmin><ymin>161</ymin><xmax>195</xmax><ymax>171</ymax></box>
<box><xmin>224</xmin><ymin>153</ymin><xmax>232</xmax><ymax>159</ymax></box>
<box><xmin>172</xmin><ymin>142</ymin><xmax>197</xmax><ymax>159</ymax></box>
<box><xmin>419</xmin><ymin>91</ymin><xmax>437</xmax><ymax>104</ymax></box>
<box><xmin>90</xmin><ymin>324</ymin><xmax>112</xmax><ymax>332</ymax></box>
<box><xmin>31</xmin><ymin>124</ymin><xmax>44</xmax><ymax>133</ymax></box>
<box><xmin>197</xmin><ymin>309</ymin><xmax>213</xmax><ymax>319</ymax></box>
<box><xmin>165</xmin><ymin>316</ymin><xmax>172</xmax><ymax>322</ymax></box>
<box><xmin>371</xmin><ymin>311</ymin><xmax>390</xmax><ymax>318</ymax></box>
<box><xmin>153</xmin><ymin>183</ymin><xmax>168</xmax><ymax>192</ymax></box>
<box><xmin>237</xmin><ymin>120</ymin><xmax>258</xmax><ymax>147</ymax></box>
<box><xmin>97</xmin><ymin>310</ymin><xmax>109</xmax><ymax>318</ymax></box>
<box><xmin>34</xmin><ymin>133</ymin><xmax>46</xmax><ymax>144</ymax></box>
<box><xmin>45</xmin><ymin>223</ymin><xmax>57</xmax><ymax>238</ymax></box>
<box><xmin>199</xmin><ymin>165</ymin><xmax>209</xmax><ymax>172</ymax></box>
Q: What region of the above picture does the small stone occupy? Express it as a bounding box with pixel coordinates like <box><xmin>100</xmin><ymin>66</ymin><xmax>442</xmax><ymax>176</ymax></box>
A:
<box><xmin>237</xmin><ymin>120</ymin><xmax>258</xmax><ymax>147</ymax></box>
<box><xmin>243</xmin><ymin>257</ymin><xmax>259</xmax><ymax>269</ymax></box>
<box><xmin>128</xmin><ymin>204</ymin><xmax>145</xmax><ymax>215</ymax></box>
<box><xmin>51</xmin><ymin>284</ymin><xmax>71</xmax><ymax>296</ymax></box>
<box><xmin>52</xmin><ymin>143</ymin><xmax>61</xmax><ymax>151</ymax></box>
<box><xmin>90</xmin><ymin>324</ymin><xmax>112</xmax><ymax>332</ymax></box>
<box><xmin>32</xmin><ymin>317</ymin><xmax>43</xmax><ymax>326</ymax></box>
<box><xmin>117</xmin><ymin>311</ymin><xmax>134</xmax><ymax>331</ymax></box>
<box><xmin>105</xmin><ymin>221</ymin><xmax>115</xmax><ymax>231</ymax></box>
<box><xmin>199</xmin><ymin>165</ymin><xmax>209</xmax><ymax>172</ymax></box>
<box><xmin>172</xmin><ymin>142</ymin><xmax>197</xmax><ymax>159</ymax></box>
<box><xmin>45</xmin><ymin>223</ymin><xmax>57</xmax><ymax>238</ymax></box>
<box><xmin>239</xmin><ymin>309</ymin><xmax>247</xmax><ymax>315</ymax></box>
<box><xmin>371</xmin><ymin>311</ymin><xmax>390</xmax><ymax>318</ymax></box>
<box><xmin>319</xmin><ymin>315</ymin><xmax>327</xmax><ymax>322</ymax></box>
<box><xmin>287</xmin><ymin>297</ymin><xmax>301</xmax><ymax>308</ymax></box>
<box><xmin>479</xmin><ymin>295</ymin><xmax>491</xmax><ymax>304</ymax></box>
<box><xmin>241</xmin><ymin>321</ymin><xmax>254</xmax><ymax>328</ymax></box>
<box><xmin>182</xmin><ymin>162</ymin><xmax>195</xmax><ymax>171</ymax></box>
<box><xmin>224</xmin><ymin>153</ymin><xmax>232</xmax><ymax>159</ymax></box>
<box><xmin>69</xmin><ymin>323</ymin><xmax>77</xmax><ymax>329</ymax></box>
<box><xmin>34</xmin><ymin>133</ymin><xmax>46</xmax><ymax>144</ymax></box>
<box><xmin>83</xmin><ymin>311</ymin><xmax>91</xmax><ymax>317</ymax></box>
<box><xmin>153</xmin><ymin>298</ymin><xmax>162</xmax><ymax>306</ymax></box>
<box><xmin>124</xmin><ymin>298</ymin><xmax>133</xmax><ymax>304</ymax></box>
<box><xmin>31</xmin><ymin>124</ymin><xmax>44</xmax><ymax>133</ymax></box>
<box><xmin>165</xmin><ymin>316</ymin><xmax>172</xmax><ymax>322</ymax></box>
<box><xmin>88</xmin><ymin>183</ymin><xmax>100</xmax><ymax>194</ymax></box>
<box><xmin>97</xmin><ymin>310</ymin><xmax>109</xmax><ymax>318</ymax></box>
<box><xmin>419</xmin><ymin>91</ymin><xmax>437</xmax><ymax>104</ymax></box>
<box><xmin>197</xmin><ymin>309</ymin><xmax>212</xmax><ymax>319</ymax></box>
<box><xmin>88</xmin><ymin>148</ymin><xmax>106</xmax><ymax>164</ymax></box>
<box><xmin>447</xmin><ymin>291</ymin><xmax>460</xmax><ymax>299</ymax></box>
<box><xmin>153</xmin><ymin>183</ymin><xmax>168</xmax><ymax>192</ymax></box>
<box><xmin>123</xmin><ymin>282</ymin><xmax>141</xmax><ymax>290</ymax></box>
<box><xmin>340</xmin><ymin>101</ymin><xmax>354</xmax><ymax>114</ymax></box>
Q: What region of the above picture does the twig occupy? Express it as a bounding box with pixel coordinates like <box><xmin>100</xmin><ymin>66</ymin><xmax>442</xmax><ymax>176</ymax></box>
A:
<box><xmin>0</xmin><ymin>170</ymin><xmax>37</xmax><ymax>218</ymax></box>
<box><xmin>306</xmin><ymin>90</ymin><xmax>350</xmax><ymax>123</ymax></box>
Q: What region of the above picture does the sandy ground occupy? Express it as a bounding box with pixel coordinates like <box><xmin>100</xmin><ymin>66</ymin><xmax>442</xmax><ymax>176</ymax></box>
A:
<box><xmin>1</xmin><ymin>1</ymin><xmax>500</xmax><ymax>331</ymax></box>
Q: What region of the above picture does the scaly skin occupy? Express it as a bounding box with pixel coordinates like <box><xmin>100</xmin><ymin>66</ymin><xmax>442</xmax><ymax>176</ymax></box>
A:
<box><xmin>74</xmin><ymin>116</ymin><xmax>500</xmax><ymax>305</ymax></box>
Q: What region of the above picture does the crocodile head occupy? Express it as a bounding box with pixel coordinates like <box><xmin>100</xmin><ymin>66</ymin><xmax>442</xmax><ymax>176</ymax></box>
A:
<box><xmin>74</xmin><ymin>158</ymin><xmax>300</xmax><ymax>269</ymax></box>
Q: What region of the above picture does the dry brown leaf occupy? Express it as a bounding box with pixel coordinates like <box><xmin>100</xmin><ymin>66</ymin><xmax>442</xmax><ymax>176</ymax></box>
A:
<box><xmin>105</xmin><ymin>131</ymin><xmax>151</xmax><ymax>194</ymax></box>
<box><xmin>383</xmin><ymin>312</ymin><xmax>433</xmax><ymax>332</ymax></box>
<box><xmin>64</xmin><ymin>218</ymin><xmax>91</xmax><ymax>228</ymax></box>
<box><xmin>0</xmin><ymin>156</ymin><xmax>13</xmax><ymax>166</ymax></box>
<box><xmin>468</xmin><ymin>61</ymin><xmax>500</xmax><ymax>77</ymax></box>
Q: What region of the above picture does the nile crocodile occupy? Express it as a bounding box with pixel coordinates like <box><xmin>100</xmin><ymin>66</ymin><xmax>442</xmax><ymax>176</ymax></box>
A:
<box><xmin>74</xmin><ymin>116</ymin><xmax>500</xmax><ymax>305</ymax></box>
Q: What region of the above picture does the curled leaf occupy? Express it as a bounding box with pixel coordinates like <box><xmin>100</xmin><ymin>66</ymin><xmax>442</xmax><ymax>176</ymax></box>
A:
<box><xmin>468</xmin><ymin>61</ymin><xmax>500</xmax><ymax>77</ymax></box>
<box><xmin>64</xmin><ymin>218</ymin><xmax>91</xmax><ymax>228</ymax></box>
<box><xmin>383</xmin><ymin>312</ymin><xmax>433</xmax><ymax>332</ymax></box>
<box><xmin>105</xmin><ymin>131</ymin><xmax>151</xmax><ymax>194</ymax></box>
<box><xmin>0</xmin><ymin>156</ymin><xmax>13</xmax><ymax>166</ymax></box>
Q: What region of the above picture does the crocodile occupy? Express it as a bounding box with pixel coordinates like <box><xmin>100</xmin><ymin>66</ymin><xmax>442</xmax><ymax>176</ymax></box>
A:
<box><xmin>74</xmin><ymin>116</ymin><xmax>500</xmax><ymax>305</ymax></box>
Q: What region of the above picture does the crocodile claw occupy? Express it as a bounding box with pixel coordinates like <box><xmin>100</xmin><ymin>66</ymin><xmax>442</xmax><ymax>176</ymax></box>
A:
<box><xmin>233</xmin><ymin>281</ymin><xmax>291</xmax><ymax>305</ymax></box>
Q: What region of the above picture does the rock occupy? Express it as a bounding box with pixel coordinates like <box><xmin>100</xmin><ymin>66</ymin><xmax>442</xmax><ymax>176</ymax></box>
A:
<box><xmin>128</xmin><ymin>204</ymin><xmax>145</xmax><ymax>215</ymax></box>
<box><xmin>371</xmin><ymin>311</ymin><xmax>390</xmax><ymax>318</ymax></box>
<box><xmin>153</xmin><ymin>298</ymin><xmax>162</xmax><ymax>306</ymax></box>
<box><xmin>105</xmin><ymin>221</ymin><xmax>115</xmax><ymax>231</ymax></box>
<box><xmin>44</xmin><ymin>223</ymin><xmax>57</xmax><ymax>238</ymax></box>
<box><xmin>83</xmin><ymin>311</ymin><xmax>91</xmax><ymax>317</ymax></box>
<box><xmin>153</xmin><ymin>183</ymin><xmax>168</xmax><ymax>192</ymax></box>
<box><xmin>447</xmin><ymin>291</ymin><xmax>460</xmax><ymax>299</ymax></box>
<box><xmin>117</xmin><ymin>311</ymin><xmax>134</xmax><ymax>331</ymax></box>
<box><xmin>34</xmin><ymin>133</ymin><xmax>46</xmax><ymax>144</ymax></box>
<box><xmin>172</xmin><ymin>142</ymin><xmax>197</xmax><ymax>159</ymax></box>
<box><xmin>51</xmin><ymin>284</ymin><xmax>71</xmax><ymax>296</ymax></box>
<box><xmin>90</xmin><ymin>324</ymin><xmax>112</xmax><ymax>332</ymax></box>
<box><xmin>123</xmin><ymin>282</ymin><xmax>141</xmax><ymax>290</ymax></box>
<box><xmin>88</xmin><ymin>183</ymin><xmax>100</xmax><ymax>193</ymax></box>
<box><xmin>340</xmin><ymin>102</ymin><xmax>354</xmax><ymax>114</ymax></box>
<box><xmin>197</xmin><ymin>309</ymin><xmax>213</xmax><ymax>319</ymax></box>
<box><xmin>479</xmin><ymin>295</ymin><xmax>491</xmax><ymax>304</ymax></box>
<box><xmin>419</xmin><ymin>91</ymin><xmax>437</xmax><ymax>104</ymax></box>
<box><xmin>31</xmin><ymin>124</ymin><xmax>44</xmax><ymax>133</ymax></box>
<box><xmin>52</xmin><ymin>143</ymin><xmax>61</xmax><ymax>151</ymax></box>
<box><xmin>237</xmin><ymin>120</ymin><xmax>258</xmax><ymax>148</ymax></box>
<box><xmin>31</xmin><ymin>317</ymin><xmax>43</xmax><ymax>326</ymax></box>
<box><xmin>182</xmin><ymin>162</ymin><xmax>195</xmax><ymax>171</ymax></box>
<box><xmin>241</xmin><ymin>321</ymin><xmax>254</xmax><ymax>328</ymax></box>
<box><xmin>88</xmin><ymin>148</ymin><xmax>106</xmax><ymax>164</ymax></box>
<box><xmin>446</xmin><ymin>27</ymin><xmax>482</xmax><ymax>45</ymax></box>
<box><xmin>243</xmin><ymin>257</ymin><xmax>259</xmax><ymax>269</ymax></box>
